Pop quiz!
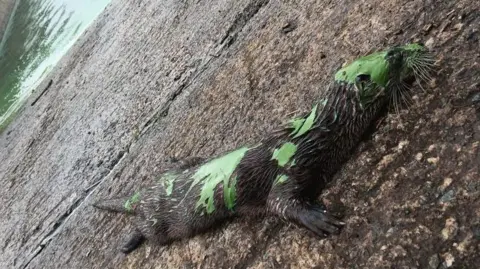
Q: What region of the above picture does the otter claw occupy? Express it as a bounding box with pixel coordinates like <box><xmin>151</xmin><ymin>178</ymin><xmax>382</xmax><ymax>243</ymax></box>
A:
<box><xmin>298</xmin><ymin>207</ymin><xmax>344</xmax><ymax>236</ymax></box>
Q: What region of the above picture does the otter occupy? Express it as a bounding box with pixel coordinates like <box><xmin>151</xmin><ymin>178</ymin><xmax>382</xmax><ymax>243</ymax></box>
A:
<box><xmin>93</xmin><ymin>43</ymin><xmax>434</xmax><ymax>253</ymax></box>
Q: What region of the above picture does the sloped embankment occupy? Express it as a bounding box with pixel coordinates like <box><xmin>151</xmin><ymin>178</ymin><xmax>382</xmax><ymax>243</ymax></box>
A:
<box><xmin>0</xmin><ymin>0</ymin><xmax>478</xmax><ymax>268</ymax></box>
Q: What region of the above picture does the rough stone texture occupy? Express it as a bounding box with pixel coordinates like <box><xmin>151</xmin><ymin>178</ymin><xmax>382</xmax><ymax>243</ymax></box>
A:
<box><xmin>0</xmin><ymin>0</ymin><xmax>17</xmax><ymax>40</ymax></box>
<box><xmin>0</xmin><ymin>0</ymin><xmax>479</xmax><ymax>268</ymax></box>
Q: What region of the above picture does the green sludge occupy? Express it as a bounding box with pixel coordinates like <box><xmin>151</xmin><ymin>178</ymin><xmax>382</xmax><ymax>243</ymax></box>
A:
<box><xmin>275</xmin><ymin>174</ymin><xmax>289</xmax><ymax>185</ymax></box>
<box><xmin>290</xmin><ymin>104</ymin><xmax>318</xmax><ymax>138</ymax></box>
<box><xmin>124</xmin><ymin>192</ymin><xmax>141</xmax><ymax>213</ymax></box>
<box><xmin>334</xmin><ymin>43</ymin><xmax>427</xmax><ymax>86</ymax></box>
<box><xmin>272</xmin><ymin>142</ymin><xmax>297</xmax><ymax>167</ymax></box>
<box><xmin>190</xmin><ymin>147</ymin><xmax>249</xmax><ymax>214</ymax></box>
<box><xmin>159</xmin><ymin>172</ymin><xmax>177</xmax><ymax>196</ymax></box>
<box><xmin>334</xmin><ymin>51</ymin><xmax>389</xmax><ymax>86</ymax></box>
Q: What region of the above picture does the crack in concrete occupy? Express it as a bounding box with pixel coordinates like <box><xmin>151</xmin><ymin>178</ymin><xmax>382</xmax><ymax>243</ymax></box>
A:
<box><xmin>220</xmin><ymin>0</ymin><xmax>270</xmax><ymax>48</ymax></box>
<box><xmin>142</xmin><ymin>0</ymin><xmax>270</xmax><ymax>131</ymax></box>
<box><xmin>20</xmin><ymin>151</ymin><xmax>129</xmax><ymax>269</ymax></box>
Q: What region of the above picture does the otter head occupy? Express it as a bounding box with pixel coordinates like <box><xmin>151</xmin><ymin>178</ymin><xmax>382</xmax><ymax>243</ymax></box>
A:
<box><xmin>335</xmin><ymin>43</ymin><xmax>434</xmax><ymax>110</ymax></box>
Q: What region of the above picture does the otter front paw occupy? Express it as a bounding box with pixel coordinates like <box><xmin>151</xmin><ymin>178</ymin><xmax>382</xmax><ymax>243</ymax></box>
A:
<box><xmin>297</xmin><ymin>205</ymin><xmax>344</xmax><ymax>236</ymax></box>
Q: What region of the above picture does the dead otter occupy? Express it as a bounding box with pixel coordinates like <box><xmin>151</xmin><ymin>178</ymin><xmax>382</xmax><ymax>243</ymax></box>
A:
<box><xmin>93</xmin><ymin>43</ymin><xmax>434</xmax><ymax>253</ymax></box>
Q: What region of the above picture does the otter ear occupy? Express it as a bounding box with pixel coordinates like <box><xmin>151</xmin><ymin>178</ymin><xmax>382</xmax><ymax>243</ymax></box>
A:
<box><xmin>385</xmin><ymin>48</ymin><xmax>404</xmax><ymax>66</ymax></box>
<box><xmin>354</xmin><ymin>74</ymin><xmax>371</xmax><ymax>91</ymax></box>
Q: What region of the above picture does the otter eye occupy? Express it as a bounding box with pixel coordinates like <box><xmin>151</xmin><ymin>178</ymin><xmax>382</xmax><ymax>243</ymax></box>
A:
<box><xmin>355</xmin><ymin>74</ymin><xmax>370</xmax><ymax>83</ymax></box>
<box><xmin>386</xmin><ymin>50</ymin><xmax>396</xmax><ymax>58</ymax></box>
<box><xmin>355</xmin><ymin>74</ymin><xmax>371</xmax><ymax>91</ymax></box>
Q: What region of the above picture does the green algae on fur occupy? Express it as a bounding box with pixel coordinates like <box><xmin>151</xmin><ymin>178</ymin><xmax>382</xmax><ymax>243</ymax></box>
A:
<box><xmin>272</xmin><ymin>142</ymin><xmax>297</xmax><ymax>167</ymax></box>
<box><xmin>289</xmin><ymin>99</ymin><xmax>327</xmax><ymax>138</ymax></box>
<box><xmin>290</xmin><ymin>117</ymin><xmax>306</xmax><ymax>136</ymax></box>
<box><xmin>124</xmin><ymin>192</ymin><xmax>141</xmax><ymax>213</ymax></box>
<box><xmin>159</xmin><ymin>172</ymin><xmax>177</xmax><ymax>196</ymax></box>
<box><xmin>335</xmin><ymin>43</ymin><xmax>432</xmax><ymax>109</ymax></box>
<box><xmin>335</xmin><ymin>51</ymin><xmax>390</xmax><ymax>86</ymax></box>
<box><xmin>335</xmin><ymin>43</ymin><xmax>429</xmax><ymax>86</ymax></box>
<box><xmin>223</xmin><ymin>176</ymin><xmax>237</xmax><ymax>210</ymax></box>
<box><xmin>191</xmin><ymin>147</ymin><xmax>249</xmax><ymax>214</ymax></box>
<box><xmin>275</xmin><ymin>174</ymin><xmax>289</xmax><ymax>185</ymax></box>
<box><xmin>290</xmin><ymin>104</ymin><xmax>318</xmax><ymax>138</ymax></box>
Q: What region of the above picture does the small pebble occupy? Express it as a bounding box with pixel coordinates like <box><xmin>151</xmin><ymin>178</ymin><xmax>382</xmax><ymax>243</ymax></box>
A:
<box><xmin>428</xmin><ymin>254</ymin><xmax>441</xmax><ymax>269</ymax></box>
<box><xmin>440</xmin><ymin>178</ymin><xmax>453</xmax><ymax>191</ymax></box>
<box><xmin>455</xmin><ymin>234</ymin><xmax>472</xmax><ymax>253</ymax></box>
<box><xmin>377</xmin><ymin>154</ymin><xmax>395</xmax><ymax>169</ymax></box>
<box><xmin>441</xmin><ymin>252</ymin><xmax>455</xmax><ymax>267</ymax></box>
<box><xmin>427</xmin><ymin>157</ymin><xmax>439</xmax><ymax>164</ymax></box>
<box><xmin>398</xmin><ymin>140</ymin><xmax>409</xmax><ymax>150</ymax></box>
<box><xmin>425</xmin><ymin>37</ymin><xmax>435</xmax><ymax>49</ymax></box>
<box><xmin>441</xmin><ymin>217</ymin><xmax>458</xmax><ymax>240</ymax></box>
<box><xmin>439</xmin><ymin>189</ymin><xmax>455</xmax><ymax>204</ymax></box>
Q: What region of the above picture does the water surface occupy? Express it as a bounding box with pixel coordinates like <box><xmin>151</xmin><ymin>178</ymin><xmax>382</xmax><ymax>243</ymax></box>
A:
<box><xmin>0</xmin><ymin>0</ymin><xmax>111</xmax><ymax>129</ymax></box>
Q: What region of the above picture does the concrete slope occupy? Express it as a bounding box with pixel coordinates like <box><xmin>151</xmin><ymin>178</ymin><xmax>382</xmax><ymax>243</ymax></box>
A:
<box><xmin>0</xmin><ymin>0</ymin><xmax>478</xmax><ymax>268</ymax></box>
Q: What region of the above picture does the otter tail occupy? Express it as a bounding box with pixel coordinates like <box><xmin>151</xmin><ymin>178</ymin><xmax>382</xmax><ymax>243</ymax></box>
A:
<box><xmin>92</xmin><ymin>196</ymin><xmax>132</xmax><ymax>214</ymax></box>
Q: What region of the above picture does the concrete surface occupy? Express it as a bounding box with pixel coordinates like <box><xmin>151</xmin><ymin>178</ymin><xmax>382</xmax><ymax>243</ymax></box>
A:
<box><xmin>0</xmin><ymin>0</ymin><xmax>479</xmax><ymax>268</ymax></box>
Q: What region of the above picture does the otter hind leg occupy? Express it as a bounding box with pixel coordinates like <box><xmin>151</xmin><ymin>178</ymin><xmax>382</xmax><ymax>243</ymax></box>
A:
<box><xmin>120</xmin><ymin>230</ymin><xmax>146</xmax><ymax>254</ymax></box>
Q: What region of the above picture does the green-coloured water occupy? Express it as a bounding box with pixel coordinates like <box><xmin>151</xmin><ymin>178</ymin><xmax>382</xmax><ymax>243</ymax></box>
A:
<box><xmin>0</xmin><ymin>0</ymin><xmax>110</xmax><ymax>129</ymax></box>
